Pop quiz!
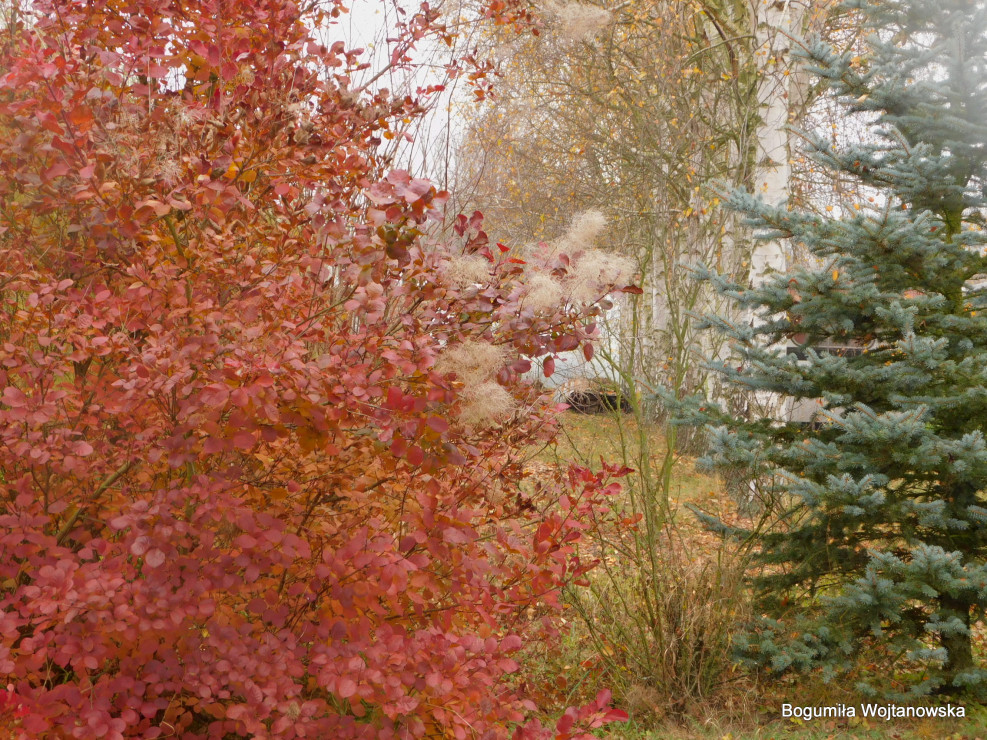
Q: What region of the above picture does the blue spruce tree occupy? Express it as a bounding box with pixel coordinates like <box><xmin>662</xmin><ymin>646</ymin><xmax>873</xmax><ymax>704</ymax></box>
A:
<box><xmin>691</xmin><ymin>0</ymin><xmax>987</xmax><ymax>697</ymax></box>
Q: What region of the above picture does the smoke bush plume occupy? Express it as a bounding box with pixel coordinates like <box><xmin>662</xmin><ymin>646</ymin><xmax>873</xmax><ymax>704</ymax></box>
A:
<box><xmin>525</xmin><ymin>273</ymin><xmax>565</xmax><ymax>311</ymax></box>
<box><xmin>436</xmin><ymin>342</ymin><xmax>516</xmax><ymax>427</ymax></box>
<box><xmin>544</xmin><ymin>1</ymin><xmax>612</xmax><ymax>41</ymax></box>
<box><xmin>444</xmin><ymin>254</ymin><xmax>491</xmax><ymax>288</ymax></box>
<box><xmin>566</xmin><ymin>250</ymin><xmax>635</xmax><ymax>304</ymax></box>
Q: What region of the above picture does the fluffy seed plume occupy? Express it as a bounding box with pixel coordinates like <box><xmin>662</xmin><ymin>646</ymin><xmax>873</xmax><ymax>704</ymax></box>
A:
<box><xmin>535</xmin><ymin>209</ymin><xmax>608</xmax><ymax>265</ymax></box>
<box><xmin>435</xmin><ymin>341</ymin><xmax>507</xmax><ymax>387</ymax></box>
<box><xmin>444</xmin><ymin>254</ymin><xmax>491</xmax><ymax>288</ymax></box>
<box><xmin>155</xmin><ymin>157</ymin><xmax>184</xmax><ymax>184</ymax></box>
<box><xmin>563</xmin><ymin>209</ymin><xmax>608</xmax><ymax>251</ymax></box>
<box><xmin>435</xmin><ymin>341</ymin><xmax>515</xmax><ymax>428</ymax></box>
<box><xmin>525</xmin><ymin>273</ymin><xmax>564</xmax><ymax>311</ymax></box>
<box><xmin>566</xmin><ymin>249</ymin><xmax>635</xmax><ymax>304</ymax></box>
<box><xmin>544</xmin><ymin>1</ymin><xmax>612</xmax><ymax>41</ymax></box>
<box><xmin>459</xmin><ymin>381</ymin><xmax>516</xmax><ymax>429</ymax></box>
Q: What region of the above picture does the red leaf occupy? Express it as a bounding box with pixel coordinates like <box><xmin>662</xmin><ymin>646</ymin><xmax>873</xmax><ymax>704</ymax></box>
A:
<box><xmin>109</xmin><ymin>515</ymin><xmax>132</xmax><ymax>530</ymax></box>
<box><xmin>426</xmin><ymin>416</ymin><xmax>449</xmax><ymax>433</ymax></box>
<box><xmin>386</xmin><ymin>386</ymin><xmax>403</xmax><ymax>408</ymax></box>
<box><xmin>501</xmin><ymin>635</ymin><xmax>522</xmax><ymax>651</ymax></box>
<box><xmin>201</xmin><ymin>384</ymin><xmax>229</xmax><ymax>408</ymax></box>
<box><xmin>230</xmin><ymin>387</ymin><xmax>250</xmax><ymax>408</ymax></box>
<box><xmin>443</xmin><ymin>527</ymin><xmax>472</xmax><ymax>544</ymax></box>
<box><xmin>144</xmin><ymin>549</ymin><xmax>166</xmax><ymax>568</ymax></box>
<box><xmin>130</xmin><ymin>536</ymin><xmax>151</xmax><ymax>557</ymax></box>
<box><xmin>232</xmin><ymin>430</ymin><xmax>255</xmax><ymax>450</ymax></box>
<box><xmin>203</xmin><ymin>437</ymin><xmax>227</xmax><ymax>454</ymax></box>
<box><xmin>21</xmin><ymin>715</ymin><xmax>48</xmax><ymax>734</ymax></box>
<box><xmin>555</xmin><ymin>335</ymin><xmax>579</xmax><ymax>352</ymax></box>
<box><xmin>337</xmin><ymin>678</ymin><xmax>357</xmax><ymax>699</ymax></box>
<box><xmin>556</xmin><ymin>709</ymin><xmax>575</xmax><ymax>733</ymax></box>
<box><xmin>2</xmin><ymin>386</ymin><xmax>27</xmax><ymax>407</ymax></box>
<box><xmin>44</xmin><ymin>162</ymin><xmax>70</xmax><ymax>180</ymax></box>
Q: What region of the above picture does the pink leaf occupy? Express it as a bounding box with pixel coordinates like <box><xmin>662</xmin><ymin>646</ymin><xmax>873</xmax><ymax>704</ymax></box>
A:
<box><xmin>130</xmin><ymin>536</ymin><xmax>151</xmax><ymax>557</ymax></box>
<box><xmin>144</xmin><ymin>549</ymin><xmax>165</xmax><ymax>568</ymax></box>
<box><xmin>337</xmin><ymin>677</ymin><xmax>357</xmax><ymax>699</ymax></box>
<box><xmin>232</xmin><ymin>430</ymin><xmax>255</xmax><ymax>450</ymax></box>
<box><xmin>604</xmin><ymin>708</ymin><xmax>629</xmax><ymax>722</ymax></box>
<box><xmin>2</xmin><ymin>386</ymin><xmax>27</xmax><ymax>407</ymax></box>
<box><xmin>442</xmin><ymin>527</ymin><xmax>472</xmax><ymax>545</ymax></box>
<box><xmin>426</xmin><ymin>416</ymin><xmax>448</xmax><ymax>433</ymax></box>
<box><xmin>200</xmin><ymin>384</ymin><xmax>229</xmax><ymax>408</ymax></box>
<box><xmin>556</xmin><ymin>709</ymin><xmax>575</xmax><ymax>733</ymax></box>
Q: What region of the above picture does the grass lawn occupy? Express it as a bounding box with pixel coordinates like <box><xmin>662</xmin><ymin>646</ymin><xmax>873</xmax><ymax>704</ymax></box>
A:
<box><xmin>532</xmin><ymin>410</ymin><xmax>723</xmax><ymax>508</ymax></box>
<box><xmin>532</xmin><ymin>409</ymin><xmax>746</xmax><ymax>555</ymax></box>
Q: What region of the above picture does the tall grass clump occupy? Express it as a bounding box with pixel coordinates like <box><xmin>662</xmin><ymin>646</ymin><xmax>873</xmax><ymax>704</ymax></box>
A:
<box><xmin>551</xmin><ymin>368</ymin><xmax>750</xmax><ymax>723</ymax></box>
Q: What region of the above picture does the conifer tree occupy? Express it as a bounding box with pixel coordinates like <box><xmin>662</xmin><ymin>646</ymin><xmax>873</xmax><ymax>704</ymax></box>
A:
<box><xmin>691</xmin><ymin>0</ymin><xmax>987</xmax><ymax>697</ymax></box>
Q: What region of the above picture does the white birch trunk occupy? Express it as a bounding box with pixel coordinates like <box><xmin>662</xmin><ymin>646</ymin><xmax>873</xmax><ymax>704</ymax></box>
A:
<box><xmin>748</xmin><ymin>0</ymin><xmax>807</xmax><ymax>422</ymax></box>
<box><xmin>751</xmin><ymin>0</ymin><xmax>802</xmax><ymax>285</ymax></box>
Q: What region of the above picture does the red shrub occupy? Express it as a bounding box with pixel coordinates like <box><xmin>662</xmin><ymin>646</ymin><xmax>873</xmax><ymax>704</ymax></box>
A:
<box><xmin>0</xmin><ymin>1</ymin><xmax>631</xmax><ymax>737</ymax></box>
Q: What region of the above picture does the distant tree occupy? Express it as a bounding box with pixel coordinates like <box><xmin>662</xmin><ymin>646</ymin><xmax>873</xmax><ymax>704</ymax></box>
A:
<box><xmin>693</xmin><ymin>0</ymin><xmax>987</xmax><ymax>698</ymax></box>
<box><xmin>453</xmin><ymin>0</ymin><xmax>838</xmax><ymax>414</ymax></box>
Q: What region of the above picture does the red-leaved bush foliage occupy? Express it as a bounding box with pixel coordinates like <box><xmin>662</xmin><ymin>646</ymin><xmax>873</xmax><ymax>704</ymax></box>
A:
<box><xmin>0</xmin><ymin>1</ymin><xmax>633</xmax><ymax>738</ymax></box>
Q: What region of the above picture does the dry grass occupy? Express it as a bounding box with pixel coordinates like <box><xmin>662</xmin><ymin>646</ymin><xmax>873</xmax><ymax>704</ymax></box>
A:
<box><xmin>525</xmin><ymin>412</ymin><xmax>751</xmax><ymax>719</ymax></box>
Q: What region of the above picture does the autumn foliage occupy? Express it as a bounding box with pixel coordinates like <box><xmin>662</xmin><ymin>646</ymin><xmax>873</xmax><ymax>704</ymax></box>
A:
<box><xmin>0</xmin><ymin>1</ymin><xmax>632</xmax><ymax>737</ymax></box>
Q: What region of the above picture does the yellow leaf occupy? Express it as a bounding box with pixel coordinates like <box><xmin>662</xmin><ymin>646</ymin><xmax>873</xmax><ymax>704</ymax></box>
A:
<box><xmin>832</xmin><ymin>269</ymin><xmax>839</xmax><ymax>281</ymax></box>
